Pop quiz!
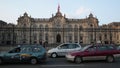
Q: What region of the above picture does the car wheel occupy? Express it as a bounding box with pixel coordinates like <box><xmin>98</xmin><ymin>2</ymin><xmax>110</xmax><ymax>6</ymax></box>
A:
<box><xmin>51</xmin><ymin>53</ymin><xmax>57</xmax><ymax>58</ymax></box>
<box><xmin>30</xmin><ymin>58</ymin><xmax>37</xmax><ymax>64</ymax></box>
<box><xmin>0</xmin><ymin>58</ymin><xmax>3</xmax><ymax>64</ymax></box>
<box><xmin>74</xmin><ymin>56</ymin><xmax>82</xmax><ymax>64</ymax></box>
<box><xmin>106</xmin><ymin>56</ymin><xmax>114</xmax><ymax>63</ymax></box>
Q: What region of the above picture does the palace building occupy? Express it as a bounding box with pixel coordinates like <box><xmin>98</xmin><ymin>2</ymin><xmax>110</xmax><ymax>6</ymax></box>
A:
<box><xmin>0</xmin><ymin>5</ymin><xmax>120</xmax><ymax>45</ymax></box>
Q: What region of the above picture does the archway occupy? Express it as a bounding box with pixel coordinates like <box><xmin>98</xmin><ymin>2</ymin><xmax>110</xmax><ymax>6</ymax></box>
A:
<box><xmin>104</xmin><ymin>41</ymin><xmax>109</xmax><ymax>44</ymax></box>
<box><xmin>56</xmin><ymin>34</ymin><xmax>61</xmax><ymax>43</ymax></box>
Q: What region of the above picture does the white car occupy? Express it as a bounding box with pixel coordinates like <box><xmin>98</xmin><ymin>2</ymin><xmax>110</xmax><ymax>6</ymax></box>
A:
<box><xmin>47</xmin><ymin>43</ymin><xmax>81</xmax><ymax>58</ymax></box>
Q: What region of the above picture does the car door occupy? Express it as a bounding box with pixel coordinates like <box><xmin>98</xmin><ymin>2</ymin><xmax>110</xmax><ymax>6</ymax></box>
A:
<box><xmin>3</xmin><ymin>47</ymin><xmax>21</xmax><ymax>62</ymax></box>
<box><xmin>68</xmin><ymin>44</ymin><xmax>81</xmax><ymax>52</ymax></box>
<box><xmin>83</xmin><ymin>46</ymin><xmax>97</xmax><ymax>61</ymax></box>
<box><xmin>96</xmin><ymin>46</ymin><xmax>114</xmax><ymax>60</ymax></box>
<box><xmin>57</xmin><ymin>44</ymin><xmax>69</xmax><ymax>56</ymax></box>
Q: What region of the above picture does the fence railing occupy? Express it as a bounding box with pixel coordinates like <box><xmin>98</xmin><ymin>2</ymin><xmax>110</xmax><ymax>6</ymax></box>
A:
<box><xmin>0</xmin><ymin>27</ymin><xmax>120</xmax><ymax>46</ymax></box>
<box><xmin>0</xmin><ymin>27</ymin><xmax>120</xmax><ymax>32</ymax></box>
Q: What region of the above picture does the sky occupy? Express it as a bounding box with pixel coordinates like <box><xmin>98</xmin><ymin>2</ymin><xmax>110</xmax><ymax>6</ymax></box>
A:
<box><xmin>0</xmin><ymin>0</ymin><xmax>120</xmax><ymax>25</ymax></box>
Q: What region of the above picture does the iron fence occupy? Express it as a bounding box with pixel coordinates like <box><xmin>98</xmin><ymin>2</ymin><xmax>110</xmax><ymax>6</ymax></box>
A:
<box><xmin>0</xmin><ymin>27</ymin><xmax>120</xmax><ymax>46</ymax></box>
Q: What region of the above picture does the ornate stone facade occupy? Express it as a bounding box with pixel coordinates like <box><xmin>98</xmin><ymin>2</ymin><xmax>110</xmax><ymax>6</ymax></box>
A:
<box><xmin>0</xmin><ymin>5</ymin><xmax>120</xmax><ymax>45</ymax></box>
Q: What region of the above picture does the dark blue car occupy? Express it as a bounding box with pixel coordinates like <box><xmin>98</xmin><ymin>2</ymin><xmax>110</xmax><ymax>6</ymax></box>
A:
<box><xmin>0</xmin><ymin>45</ymin><xmax>46</xmax><ymax>64</ymax></box>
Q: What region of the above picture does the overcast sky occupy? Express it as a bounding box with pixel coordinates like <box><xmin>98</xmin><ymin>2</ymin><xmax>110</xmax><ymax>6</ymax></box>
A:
<box><xmin>0</xmin><ymin>0</ymin><xmax>120</xmax><ymax>25</ymax></box>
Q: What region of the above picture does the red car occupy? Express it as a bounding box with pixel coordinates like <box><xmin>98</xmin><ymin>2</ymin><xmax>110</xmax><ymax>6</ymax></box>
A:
<box><xmin>65</xmin><ymin>44</ymin><xmax>120</xmax><ymax>63</ymax></box>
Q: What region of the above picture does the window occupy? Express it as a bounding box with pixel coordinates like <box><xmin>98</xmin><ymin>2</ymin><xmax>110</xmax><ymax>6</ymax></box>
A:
<box><xmin>32</xmin><ymin>24</ymin><xmax>37</xmax><ymax>28</ymax></box>
<box><xmin>32</xmin><ymin>47</ymin><xmax>41</xmax><ymax>52</ymax></box>
<box><xmin>68</xmin><ymin>44</ymin><xmax>79</xmax><ymax>49</ymax></box>
<box><xmin>74</xmin><ymin>36</ymin><xmax>78</xmax><ymax>43</ymax></box>
<box><xmin>60</xmin><ymin>44</ymin><xmax>68</xmax><ymax>49</ymax></box>
<box><xmin>39</xmin><ymin>33</ymin><xmax>43</xmax><ymax>40</ymax></box>
<box><xmin>45</xmin><ymin>25</ymin><xmax>49</xmax><ymax>31</ymax></box>
<box><xmin>39</xmin><ymin>24</ymin><xmax>44</xmax><ymax>31</ymax></box>
<box><xmin>33</xmin><ymin>33</ymin><xmax>37</xmax><ymax>40</ymax></box>
<box><xmin>68</xmin><ymin>33</ymin><xmax>72</xmax><ymax>43</ymax></box>
<box><xmin>80</xmin><ymin>36</ymin><xmax>83</xmax><ymax>41</ymax></box>
<box><xmin>79</xmin><ymin>26</ymin><xmax>83</xmax><ymax>31</ymax></box>
<box><xmin>87</xmin><ymin>46</ymin><xmax>96</xmax><ymax>51</ymax></box>
<box><xmin>74</xmin><ymin>25</ymin><xmax>78</xmax><ymax>31</ymax></box>
<box><xmin>9</xmin><ymin>47</ymin><xmax>21</xmax><ymax>53</ymax></box>
<box><xmin>68</xmin><ymin>25</ymin><xmax>72</xmax><ymax>31</ymax></box>
<box><xmin>45</xmin><ymin>33</ymin><xmax>48</xmax><ymax>41</ymax></box>
<box><xmin>104</xmin><ymin>34</ymin><xmax>107</xmax><ymax>39</ymax></box>
<box><xmin>98</xmin><ymin>46</ymin><xmax>107</xmax><ymax>51</ymax></box>
<box><xmin>23</xmin><ymin>24</ymin><xmax>26</xmax><ymax>27</ymax></box>
<box><xmin>2</xmin><ymin>33</ymin><xmax>5</xmax><ymax>40</ymax></box>
<box><xmin>107</xmin><ymin>46</ymin><xmax>115</xmax><ymax>50</ymax></box>
<box><xmin>99</xmin><ymin>35</ymin><xmax>102</xmax><ymax>41</ymax></box>
<box><xmin>7</xmin><ymin>33</ymin><xmax>11</xmax><ymax>39</ymax></box>
<box><xmin>21</xmin><ymin>47</ymin><xmax>32</xmax><ymax>52</ymax></box>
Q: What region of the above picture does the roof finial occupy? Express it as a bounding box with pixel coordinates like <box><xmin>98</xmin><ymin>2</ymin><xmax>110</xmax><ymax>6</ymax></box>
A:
<box><xmin>58</xmin><ymin>4</ymin><xmax>60</xmax><ymax>12</ymax></box>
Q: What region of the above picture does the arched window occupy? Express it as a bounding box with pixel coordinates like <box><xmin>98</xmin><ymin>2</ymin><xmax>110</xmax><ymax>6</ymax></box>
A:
<box><xmin>80</xmin><ymin>36</ymin><xmax>83</xmax><ymax>43</ymax></box>
<box><xmin>110</xmin><ymin>33</ymin><xmax>112</xmax><ymax>44</ymax></box>
<box><xmin>39</xmin><ymin>33</ymin><xmax>43</xmax><ymax>40</ymax></box>
<box><xmin>79</xmin><ymin>25</ymin><xmax>83</xmax><ymax>31</ymax></box>
<box><xmin>74</xmin><ymin>25</ymin><xmax>78</xmax><ymax>31</ymax></box>
<box><xmin>68</xmin><ymin>25</ymin><xmax>72</xmax><ymax>31</ymax></box>
<box><xmin>33</xmin><ymin>33</ymin><xmax>37</xmax><ymax>40</ymax></box>
<box><xmin>99</xmin><ymin>35</ymin><xmax>102</xmax><ymax>41</ymax></box>
<box><xmin>104</xmin><ymin>34</ymin><xmax>107</xmax><ymax>39</ymax></box>
<box><xmin>45</xmin><ymin>33</ymin><xmax>48</xmax><ymax>42</ymax></box>
<box><xmin>23</xmin><ymin>24</ymin><xmax>26</xmax><ymax>27</ymax></box>
<box><xmin>90</xmin><ymin>34</ymin><xmax>93</xmax><ymax>43</ymax></box>
<box><xmin>32</xmin><ymin>24</ymin><xmax>37</xmax><ymax>28</ymax></box>
<box><xmin>39</xmin><ymin>24</ymin><xmax>44</xmax><ymax>31</ymax></box>
<box><xmin>74</xmin><ymin>25</ymin><xmax>78</xmax><ymax>42</ymax></box>
<box><xmin>56</xmin><ymin>34</ymin><xmax>61</xmax><ymax>43</ymax></box>
<box><xmin>7</xmin><ymin>33</ymin><xmax>11</xmax><ymax>39</ymax></box>
<box><xmin>90</xmin><ymin>24</ymin><xmax>93</xmax><ymax>27</ymax></box>
<box><xmin>45</xmin><ymin>24</ymin><xmax>49</xmax><ymax>31</ymax></box>
<box><xmin>39</xmin><ymin>24</ymin><xmax>43</xmax><ymax>28</ymax></box>
<box><xmin>68</xmin><ymin>33</ymin><xmax>72</xmax><ymax>43</ymax></box>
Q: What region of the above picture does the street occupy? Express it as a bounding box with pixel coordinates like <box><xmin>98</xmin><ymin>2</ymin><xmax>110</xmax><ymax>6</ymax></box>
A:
<box><xmin>1</xmin><ymin>57</ymin><xmax>120</xmax><ymax>68</ymax></box>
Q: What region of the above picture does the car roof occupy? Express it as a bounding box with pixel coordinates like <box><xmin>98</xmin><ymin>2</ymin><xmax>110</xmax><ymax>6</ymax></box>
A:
<box><xmin>89</xmin><ymin>44</ymin><xmax>116</xmax><ymax>48</ymax></box>
<box><xmin>62</xmin><ymin>43</ymin><xmax>80</xmax><ymax>44</ymax></box>
<box><xmin>17</xmin><ymin>45</ymin><xmax>43</xmax><ymax>48</ymax></box>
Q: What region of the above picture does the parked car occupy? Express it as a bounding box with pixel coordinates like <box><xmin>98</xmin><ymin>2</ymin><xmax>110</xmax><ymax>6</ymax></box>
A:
<box><xmin>47</xmin><ymin>43</ymin><xmax>81</xmax><ymax>58</ymax></box>
<box><xmin>0</xmin><ymin>45</ymin><xmax>46</xmax><ymax>64</ymax></box>
<box><xmin>117</xmin><ymin>45</ymin><xmax>120</xmax><ymax>50</ymax></box>
<box><xmin>66</xmin><ymin>44</ymin><xmax>120</xmax><ymax>63</ymax></box>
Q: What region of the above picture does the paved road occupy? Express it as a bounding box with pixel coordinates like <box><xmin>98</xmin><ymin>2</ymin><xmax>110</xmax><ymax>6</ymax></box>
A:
<box><xmin>1</xmin><ymin>57</ymin><xmax>120</xmax><ymax>68</ymax></box>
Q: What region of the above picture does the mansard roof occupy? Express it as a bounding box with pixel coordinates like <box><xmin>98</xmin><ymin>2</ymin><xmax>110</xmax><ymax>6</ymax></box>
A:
<box><xmin>109</xmin><ymin>22</ymin><xmax>120</xmax><ymax>26</ymax></box>
<box><xmin>66</xmin><ymin>18</ymin><xmax>89</xmax><ymax>24</ymax></box>
<box><xmin>33</xmin><ymin>18</ymin><xmax>50</xmax><ymax>22</ymax></box>
<box><xmin>0</xmin><ymin>20</ymin><xmax>7</xmax><ymax>25</ymax></box>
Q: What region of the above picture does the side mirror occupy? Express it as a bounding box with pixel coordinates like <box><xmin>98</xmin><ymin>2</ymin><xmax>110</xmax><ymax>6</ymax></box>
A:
<box><xmin>58</xmin><ymin>47</ymin><xmax>61</xmax><ymax>49</ymax></box>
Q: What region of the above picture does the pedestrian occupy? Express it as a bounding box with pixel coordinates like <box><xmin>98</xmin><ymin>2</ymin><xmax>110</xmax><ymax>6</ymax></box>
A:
<box><xmin>43</xmin><ymin>41</ymin><xmax>48</xmax><ymax>48</ymax></box>
<box><xmin>39</xmin><ymin>40</ymin><xmax>42</xmax><ymax>45</ymax></box>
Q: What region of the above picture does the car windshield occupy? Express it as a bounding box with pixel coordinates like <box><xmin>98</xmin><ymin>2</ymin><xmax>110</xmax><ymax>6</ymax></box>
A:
<box><xmin>81</xmin><ymin>45</ymin><xmax>92</xmax><ymax>51</ymax></box>
<box><xmin>21</xmin><ymin>47</ymin><xmax>32</xmax><ymax>52</ymax></box>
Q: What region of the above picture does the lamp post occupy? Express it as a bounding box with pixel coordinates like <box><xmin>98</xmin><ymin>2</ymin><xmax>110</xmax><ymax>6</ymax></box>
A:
<box><xmin>94</xmin><ymin>28</ymin><xmax>96</xmax><ymax>44</ymax></box>
<box><xmin>12</xmin><ymin>25</ymin><xmax>15</xmax><ymax>46</ymax></box>
<box><xmin>30</xmin><ymin>22</ymin><xmax>31</xmax><ymax>45</ymax></box>
<box><xmin>62</xmin><ymin>27</ymin><xmax>64</xmax><ymax>43</ymax></box>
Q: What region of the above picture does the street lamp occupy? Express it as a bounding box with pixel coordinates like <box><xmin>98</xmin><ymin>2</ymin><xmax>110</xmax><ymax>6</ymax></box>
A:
<box><xmin>30</xmin><ymin>22</ymin><xmax>32</xmax><ymax>45</ymax></box>
<box><xmin>12</xmin><ymin>25</ymin><xmax>15</xmax><ymax>46</ymax></box>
